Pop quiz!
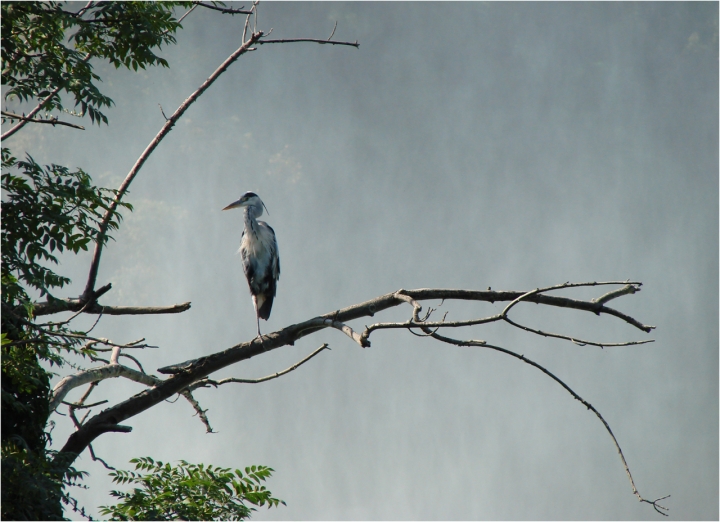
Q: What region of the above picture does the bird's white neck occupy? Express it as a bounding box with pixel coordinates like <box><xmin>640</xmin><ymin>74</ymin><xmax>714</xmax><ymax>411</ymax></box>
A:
<box><xmin>243</xmin><ymin>206</ymin><xmax>260</xmax><ymax>238</ymax></box>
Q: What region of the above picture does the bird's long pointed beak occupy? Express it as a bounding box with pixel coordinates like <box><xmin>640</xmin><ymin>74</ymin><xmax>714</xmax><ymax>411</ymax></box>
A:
<box><xmin>222</xmin><ymin>199</ymin><xmax>244</xmax><ymax>211</ymax></box>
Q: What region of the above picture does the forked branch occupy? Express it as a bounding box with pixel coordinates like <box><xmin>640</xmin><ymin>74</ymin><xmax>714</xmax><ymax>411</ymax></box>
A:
<box><xmin>53</xmin><ymin>281</ymin><xmax>663</xmax><ymax>513</ymax></box>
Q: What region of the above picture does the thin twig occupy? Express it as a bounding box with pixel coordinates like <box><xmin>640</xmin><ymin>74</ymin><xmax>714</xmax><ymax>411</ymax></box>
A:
<box><xmin>89</xmin><ymin>444</ymin><xmax>116</xmax><ymax>470</ymax></box>
<box><xmin>84</xmin><ymin>307</ymin><xmax>104</xmax><ymax>334</ymax></box>
<box><xmin>120</xmin><ymin>353</ymin><xmax>146</xmax><ymax>373</ymax></box>
<box><xmin>424</xmin><ymin>329</ymin><xmax>669</xmax><ymax>515</ymax></box>
<box><xmin>191</xmin><ymin>344</ymin><xmax>330</xmax><ymax>388</ymax></box>
<box><xmin>158</xmin><ymin>104</ymin><xmax>169</xmax><ymax>121</ymax></box>
<box><xmin>174</xmin><ymin>3</ymin><xmax>198</xmax><ymax>26</ymax></box>
<box><xmin>193</xmin><ymin>1</ymin><xmax>252</xmax><ymax>15</ymax></box>
<box><xmin>1</xmin><ymin>111</ymin><xmax>86</xmax><ymax>130</ymax></box>
<box><xmin>62</xmin><ymin>399</ymin><xmax>108</xmax><ymax>410</ymax></box>
<box><xmin>259</xmin><ymin>37</ymin><xmax>359</xmax><ymax>48</ymax></box>
<box><xmin>502</xmin><ymin>315</ymin><xmax>655</xmax><ymax>348</ymax></box>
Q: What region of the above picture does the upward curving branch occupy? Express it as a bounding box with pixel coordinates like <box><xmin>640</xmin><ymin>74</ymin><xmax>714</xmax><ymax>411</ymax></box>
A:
<box><xmin>80</xmin><ymin>28</ymin><xmax>266</xmax><ymax>302</ymax></box>
<box><xmin>79</xmin><ymin>9</ymin><xmax>360</xmax><ymax>304</ymax></box>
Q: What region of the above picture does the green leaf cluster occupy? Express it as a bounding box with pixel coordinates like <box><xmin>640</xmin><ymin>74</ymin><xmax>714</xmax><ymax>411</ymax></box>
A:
<box><xmin>1</xmin><ymin>441</ymin><xmax>89</xmax><ymax>521</ymax></box>
<box><xmin>2</xmin><ymin>147</ymin><xmax>132</xmax><ymax>300</ymax></box>
<box><xmin>2</xmin><ymin>1</ymin><xmax>190</xmax><ymax>125</ymax></box>
<box><xmin>99</xmin><ymin>458</ymin><xmax>286</xmax><ymax>521</ymax></box>
<box><xmin>2</xmin><ymin>3</ymin><xmax>191</xmax><ymax>518</ymax></box>
<box><xmin>2</xmin><ymin>4</ymin><xmax>288</xmax><ymax>521</ymax></box>
<box><xmin>0</xmin><ymin>145</ymin><xmax>124</xmax><ymax>518</ymax></box>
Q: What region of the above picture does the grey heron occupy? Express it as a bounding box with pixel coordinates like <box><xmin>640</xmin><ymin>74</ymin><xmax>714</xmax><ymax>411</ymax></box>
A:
<box><xmin>223</xmin><ymin>192</ymin><xmax>280</xmax><ymax>338</ymax></box>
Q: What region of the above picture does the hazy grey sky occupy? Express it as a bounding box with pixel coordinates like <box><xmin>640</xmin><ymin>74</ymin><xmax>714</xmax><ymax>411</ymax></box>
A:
<box><xmin>5</xmin><ymin>2</ymin><xmax>717</xmax><ymax>519</ymax></box>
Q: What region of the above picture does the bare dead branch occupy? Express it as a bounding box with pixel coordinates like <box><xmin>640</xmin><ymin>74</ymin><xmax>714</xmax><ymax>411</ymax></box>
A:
<box><xmin>88</xmin><ymin>444</ymin><xmax>116</xmax><ymax>470</ymax></box>
<box><xmin>258</xmin><ymin>37</ymin><xmax>359</xmax><ymax>48</ymax></box>
<box><xmin>84</xmin><ymin>339</ymin><xmax>148</xmax><ymax>352</ymax></box>
<box><xmin>37</xmin><ymin>329</ymin><xmax>155</xmax><ymax>350</ymax></box>
<box><xmin>174</xmin><ymin>3</ymin><xmax>198</xmax><ymax>26</ymax></box>
<box><xmin>1</xmin><ymin>111</ymin><xmax>86</xmax><ymax>130</ymax></box>
<box><xmin>62</xmin><ymin>399</ymin><xmax>108</xmax><ymax>410</ymax></box>
<box><xmin>592</xmin><ymin>284</ymin><xmax>641</xmax><ymax>307</ymax></box>
<box><xmin>423</xmin><ymin>329</ymin><xmax>668</xmax><ymax>515</ymax></box>
<box><xmin>323</xmin><ymin>319</ymin><xmax>366</xmax><ymax>347</ymax></box>
<box><xmin>362</xmin><ymin>283</ymin><xmax>654</xmax><ymax>349</ymax></box>
<box><xmin>32</xmin><ymin>297</ymin><xmax>192</xmax><ymax>317</ymax></box>
<box><xmin>1</xmin><ymin>321</ymin><xmax>156</xmax><ymax>350</ymax></box>
<box><xmin>501</xmin><ymin>315</ymin><xmax>655</xmax><ymax>348</ymax></box>
<box><xmin>54</xmin><ymin>282</ymin><xmax>658</xmax><ymax>511</ymax></box>
<box><xmin>61</xmin><ymin>282</ymin><xmax>650</xmax><ymax>444</ymax></box>
<box><xmin>191</xmin><ymin>344</ymin><xmax>330</xmax><ymax>389</ymax></box>
<box><xmin>180</xmin><ymin>390</ymin><xmax>214</xmax><ymax>433</ymax></box>
<box><xmin>362</xmin><ymin>312</ymin><xmax>500</xmax><ymax>340</ymax></box>
<box><xmin>120</xmin><ymin>353</ymin><xmax>146</xmax><ymax>373</ymax></box>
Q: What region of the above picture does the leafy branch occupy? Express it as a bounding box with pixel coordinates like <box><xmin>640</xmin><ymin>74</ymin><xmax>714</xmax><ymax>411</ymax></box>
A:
<box><xmin>99</xmin><ymin>458</ymin><xmax>284</xmax><ymax>520</ymax></box>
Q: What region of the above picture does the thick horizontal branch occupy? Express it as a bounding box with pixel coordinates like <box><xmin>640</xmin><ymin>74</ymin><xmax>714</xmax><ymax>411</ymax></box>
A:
<box><xmin>1</xmin><ymin>111</ymin><xmax>85</xmax><ymax>130</ymax></box>
<box><xmin>32</xmin><ymin>299</ymin><xmax>191</xmax><ymax>317</ymax></box>
<box><xmin>58</xmin><ymin>283</ymin><xmax>652</xmax><ymax>462</ymax></box>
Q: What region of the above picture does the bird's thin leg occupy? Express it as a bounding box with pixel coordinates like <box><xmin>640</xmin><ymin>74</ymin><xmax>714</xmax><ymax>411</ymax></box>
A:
<box><xmin>252</xmin><ymin>295</ymin><xmax>262</xmax><ymax>339</ymax></box>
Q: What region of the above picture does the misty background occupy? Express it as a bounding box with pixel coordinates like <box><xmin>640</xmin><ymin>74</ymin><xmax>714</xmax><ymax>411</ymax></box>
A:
<box><xmin>4</xmin><ymin>2</ymin><xmax>717</xmax><ymax>519</ymax></box>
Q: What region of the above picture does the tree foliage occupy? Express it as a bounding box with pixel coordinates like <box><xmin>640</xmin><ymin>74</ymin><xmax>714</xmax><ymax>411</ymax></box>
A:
<box><xmin>1</xmin><ymin>148</ymin><xmax>131</xmax><ymax>301</ymax></box>
<box><xmin>1</xmin><ymin>145</ymin><xmax>132</xmax><ymax>519</ymax></box>
<box><xmin>1</xmin><ymin>1</ymin><xmax>189</xmax><ymax>125</ymax></box>
<box><xmin>99</xmin><ymin>458</ymin><xmax>285</xmax><ymax>521</ymax></box>
<box><xmin>1</xmin><ymin>1</ymin><xmax>290</xmax><ymax>517</ymax></box>
<box><xmin>2</xmin><ymin>2</ymin><xmax>192</xmax><ymax>519</ymax></box>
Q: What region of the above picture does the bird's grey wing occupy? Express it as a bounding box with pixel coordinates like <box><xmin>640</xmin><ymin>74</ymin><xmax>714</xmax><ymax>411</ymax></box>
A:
<box><xmin>239</xmin><ymin>228</ymin><xmax>256</xmax><ymax>284</ymax></box>
<box><xmin>254</xmin><ymin>222</ymin><xmax>279</xmax><ymax>320</ymax></box>
<box><xmin>265</xmin><ymin>223</ymin><xmax>280</xmax><ymax>281</ymax></box>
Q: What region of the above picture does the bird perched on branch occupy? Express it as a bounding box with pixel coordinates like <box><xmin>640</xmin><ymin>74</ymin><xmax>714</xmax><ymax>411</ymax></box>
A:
<box><xmin>223</xmin><ymin>192</ymin><xmax>280</xmax><ymax>338</ymax></box>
